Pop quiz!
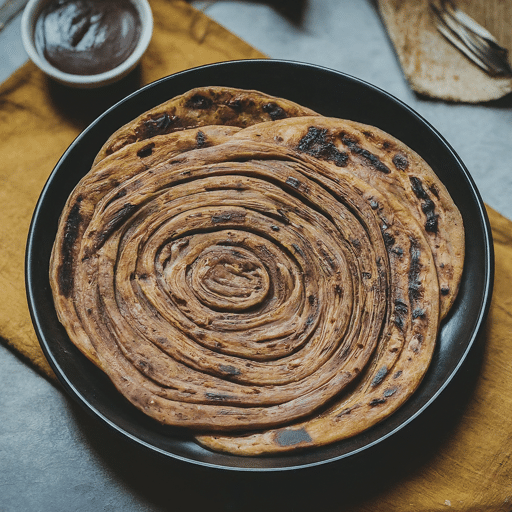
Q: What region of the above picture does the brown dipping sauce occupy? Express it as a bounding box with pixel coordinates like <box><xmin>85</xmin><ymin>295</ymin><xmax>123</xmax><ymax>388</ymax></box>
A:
<box><xmin>35</xmin><ymin>0</ymin><xmax>142</xmax><ymax>76</ymax></box>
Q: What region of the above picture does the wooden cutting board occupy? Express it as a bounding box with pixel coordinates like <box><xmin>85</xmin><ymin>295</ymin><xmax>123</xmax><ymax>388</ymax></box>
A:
<box><xmin>377</xmin><ymin>0</ymin><xmax>512</xmax><ymax>102</ymax></box>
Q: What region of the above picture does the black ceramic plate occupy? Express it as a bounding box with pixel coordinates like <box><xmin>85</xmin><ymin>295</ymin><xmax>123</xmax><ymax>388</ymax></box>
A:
<box><xmin>26</xmin><ymin>60</ymin><xmax>493</xmax><ymax>471</ymax></box>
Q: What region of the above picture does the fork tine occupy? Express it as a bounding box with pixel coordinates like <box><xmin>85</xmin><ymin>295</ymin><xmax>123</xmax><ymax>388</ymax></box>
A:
<box><xmin>430</xmin><ymin>0</ymin><xmax>512</xmax><ymax>77</ymax></box>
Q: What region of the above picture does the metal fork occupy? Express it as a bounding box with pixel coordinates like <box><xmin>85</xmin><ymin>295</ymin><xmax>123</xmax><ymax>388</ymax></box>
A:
<box><xmin>430</xmin><ymin>0</ymin><xmax>512</xmax><ymax>77</ymax></box>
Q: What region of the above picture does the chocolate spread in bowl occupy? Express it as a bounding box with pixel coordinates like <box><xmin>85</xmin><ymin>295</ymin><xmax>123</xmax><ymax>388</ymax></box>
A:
<box><xmin>35</xmin><ymin>0</ymin><xmax>142</xmax><ymax>76</ymax></box>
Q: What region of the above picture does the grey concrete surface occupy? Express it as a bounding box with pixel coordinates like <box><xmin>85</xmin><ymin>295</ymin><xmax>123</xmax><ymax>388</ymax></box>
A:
<box><xmin>0</xmin><ymin>13</ymin><xmax>26</xmax><ymax>81</ymax></box>
<box><xmin>1</xmin><ymin>1</ymin><xmax>511</xmax><ymax>511</ymax></box>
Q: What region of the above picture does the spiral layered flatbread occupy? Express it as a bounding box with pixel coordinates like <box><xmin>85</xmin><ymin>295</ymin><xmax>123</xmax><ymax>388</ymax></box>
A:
<box><xmin>50</xmin><ymin>87</ymin><xmax>464</xmax><ymax>455</ymax></box>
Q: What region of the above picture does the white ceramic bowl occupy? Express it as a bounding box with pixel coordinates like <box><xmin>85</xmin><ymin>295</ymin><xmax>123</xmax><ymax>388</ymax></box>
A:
<box><xmin>21</xmin><ymin>0</ymin><xmax>153</xmax><ymax>88</ymax></box>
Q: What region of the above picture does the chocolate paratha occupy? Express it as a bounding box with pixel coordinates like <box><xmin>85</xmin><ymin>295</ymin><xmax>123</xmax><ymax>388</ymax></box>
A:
<box><xmin>49</xmin><ymin>87</ymin><xmax>464</xmax><ymax>455</ymax></box>
<box><xmin>93</xmin><ymin>86</ymin><xmax>318</xmax><ymax>165</ymax></box>
<box><xmin>232</xmin><ymin>117</ymin><xmax>464</xmax><ymax>319</ymax></box>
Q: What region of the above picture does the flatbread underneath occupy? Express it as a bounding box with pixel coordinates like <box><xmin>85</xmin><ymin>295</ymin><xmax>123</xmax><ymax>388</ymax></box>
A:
<box><xmin>49</xmin><ymin>86</ymin><xmax>464</xmax><ymax>455</ymax></box>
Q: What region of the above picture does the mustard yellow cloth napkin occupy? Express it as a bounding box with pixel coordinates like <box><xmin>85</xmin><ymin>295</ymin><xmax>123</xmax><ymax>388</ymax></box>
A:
<box><xmin>1</xmin><ymin>1</ymin><xmax>512</xmax><ymax>509</ymax></box>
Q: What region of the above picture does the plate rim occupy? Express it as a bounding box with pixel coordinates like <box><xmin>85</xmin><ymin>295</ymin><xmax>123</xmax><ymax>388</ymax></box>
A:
<box><xmin>25</xmin><ymin>58</ymin><xmax>495</xmax><ymax>472</ymax></box>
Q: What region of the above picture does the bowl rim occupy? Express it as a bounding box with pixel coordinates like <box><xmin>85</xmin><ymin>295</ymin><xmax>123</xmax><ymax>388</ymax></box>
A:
<box><xmin>20</xmin><ymin>0</ymin><xmax>154</xmax><ymax>88</ymax></box>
